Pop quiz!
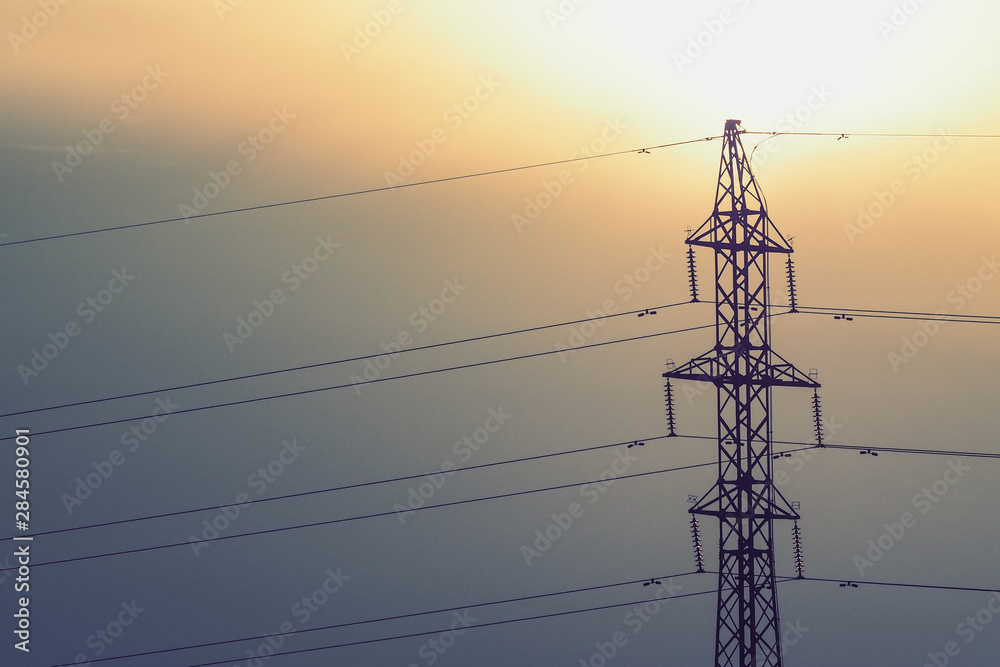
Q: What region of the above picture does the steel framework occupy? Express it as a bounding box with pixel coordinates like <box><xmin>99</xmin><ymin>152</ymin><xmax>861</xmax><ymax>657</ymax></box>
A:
<box><xmin>664</xmin><ymin>119</ymin><xmax>818</xmax><ymax>666</ymax></box>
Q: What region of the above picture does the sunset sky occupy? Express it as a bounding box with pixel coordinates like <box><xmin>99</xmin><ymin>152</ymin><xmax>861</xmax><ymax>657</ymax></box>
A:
<box><xmin>2</xmin><ymin>1</ymin><xmax>1000</xmax><ymax>666</ymax></box>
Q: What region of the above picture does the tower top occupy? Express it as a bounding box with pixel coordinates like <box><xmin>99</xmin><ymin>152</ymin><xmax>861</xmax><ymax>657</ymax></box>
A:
<box><xmin>685</xmin><ymin>120</ymin><xmax>794</xmax><ymax>254</ymax></box>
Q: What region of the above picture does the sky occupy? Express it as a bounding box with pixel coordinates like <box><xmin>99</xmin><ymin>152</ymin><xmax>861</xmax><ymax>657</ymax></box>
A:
<box><xmin>1</xmin><ymin>1</ymin><xmax>1000</xmax><ymax>666</ymax></box>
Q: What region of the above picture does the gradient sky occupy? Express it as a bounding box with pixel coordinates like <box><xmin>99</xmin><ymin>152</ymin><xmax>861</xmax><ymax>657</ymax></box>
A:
<box><xmin>2</xmin><ymin>1</ymin><xmax>1000</xmax><ymax>666</ymax></box>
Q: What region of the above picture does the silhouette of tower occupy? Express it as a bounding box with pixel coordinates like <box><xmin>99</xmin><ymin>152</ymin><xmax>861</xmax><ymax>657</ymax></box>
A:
<box><xmin>664</xmin><ymin>120</ymin><xmax>819</xmax><ymax>666</ymax></box>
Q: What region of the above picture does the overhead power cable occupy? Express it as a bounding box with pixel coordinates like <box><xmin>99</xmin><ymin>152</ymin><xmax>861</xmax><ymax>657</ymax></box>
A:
<box><xmin>817</xmin><ymin>443</ymin><xmax>1000</xmax><ymax>459</ymax></box>
<box><xmin>682</xmin><ymin>434</ymin><xmax>1000</xmax><ymax>461</ymax></box>
<box><xmin>748</xmin><ymin>129</ymin><xmax>1000</xmax><ymax>165</ymax></box>
<box><xmin>126</xmin><ymin>588</ymin><xmax>721</xmax><ymax>667</ymax></box>
<box><xmin>0</xmin><ymin>432</ymin><xmax>681</xmax><ymax>541</ymax></box>
<box><xmin>742</xmin><ymin>130</ymin><xmax>1000</xmax><ymax>140</ymax></box>
<box><xmin>796</xmin><ymin>306</ymin><xmax>1000</xmax><ymax>326</ymax></box>
<box><xmin>788</xmin><ymin>575</ymin><xmax>1000</xmax><ymax>595</ymax></box>
<box><xmin>9</xmin><ymin>130</ymin><xmax>1000</xmax><ymax>249</ymax></box>
<box><xmin>7</xmin><ymin>431</ymin><xmax>995</xmax><ymax>545</ymax></box>
<box><xmin>0</xmin><ymin>458</ymin><xmax>742</xmax><ymax>571</ymax></box>
<box><xmin>0</xmin><ymin>321</ymin><xmax>718</xmax><ymax>443</ymax></box>
<box><xmin>0</xmin><ymin>302</ymin><xmax>691</xmax><ymax>419</ymax></box>
<box><xmin>7</xmin><ymin>301</ymin><xmax>996</xmax><ymax>427</ymax></box>
<box><xmin>1</xmin><ymin>136</ymin><xmax>721</xmax><ymax>248</ymax></box>
<box><xmin>798</xmin><ymin>306</ymin><xmax>1000</xmax><ymax>321</ymax></box>
<box><xmin>44</xmin><ymin>570</ymin><xmax>702</xmax><ymax>666</ymax></box>
<box><xmin>71</xmin><ymin>570</ymin><xmax>996</xmax><ymax>667</ymax></box>
<box><xmin>703</xmin><ymin>569</ymin><xmax>1000</xmax><ymax>595</ymax></box>
<box><xmin>769</xmin><ymin>303</ymin><xmax>1000</xmax><ymax>325</ymax></box>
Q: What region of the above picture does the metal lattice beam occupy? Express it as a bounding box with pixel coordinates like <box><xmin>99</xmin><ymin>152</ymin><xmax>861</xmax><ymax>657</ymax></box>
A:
<box><xmin>665</xmin><ymin>120</ymin><xmax>818</xmax><ymax>667</ymax></box>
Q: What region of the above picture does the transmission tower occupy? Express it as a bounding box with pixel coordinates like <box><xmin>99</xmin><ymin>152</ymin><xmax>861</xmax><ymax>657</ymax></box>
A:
<box><xmin>664</xmin><ymin>119</ymin><xmax>819</xmax><ymax>666</ymax></box>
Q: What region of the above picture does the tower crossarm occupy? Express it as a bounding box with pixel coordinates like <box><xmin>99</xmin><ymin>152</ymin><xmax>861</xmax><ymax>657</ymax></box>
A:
<box><xmin>662</xmin><ymin>350</ymin><xmax>819</xmax><ymax>389</ymax></box>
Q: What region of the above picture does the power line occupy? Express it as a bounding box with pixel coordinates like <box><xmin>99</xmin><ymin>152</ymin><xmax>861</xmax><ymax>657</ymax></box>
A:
<box><xmin>767</xmin><ymin>302</ymin><xmax>1000</xmax><ymax>324</ymax></box>
<box><xmin>16</xmin><ymin>118</ymin><xmax>1000</xmax><ymax>665</ymax></box>
<box><xmin>796</xmin><ymin>306</ymin><xmax>1000</xmax><ymax>326</ymax></box>
<box><xmin>6</xmin><ymin>301</ymin><xmax>994</xmax><ymax>427</ymax></box>
<box><xmin>0</xmin><ymin>321</ymin><xmax>718</xmax><ymax>443</ymax></box>
<box><xmin>69</xmin><ymin>572</ymin><xmax>1000</xmax><ymax>667</ymax></box>
<box><xmin>682</xmin><ymin>434</ymin><xmax>1000</xmax><ymax>461</ymax></box>
<box><xmin>742</xmin><ymin>130</ymin><xmax>1000</xmax><ymax>140</ymax></box>
<box><xmin>45</xmin><ymin>570</ymin><xmax>703</xmax><ymax>666</ymax></box>
<box><xmin>6</xmin><ymin>300</ymin><xmax>996</xmax><ymax>440</ymax></box>
<box><xmin>0</xmin><ymin>458</ymin><xmax>739</xmax><ymax>571</ymax></box>
<box><xmin>0</xmin><ymin>432</ymin><xmax>680</xmax><ymax>541</ymax></box>
<box><xmin>6</xmin><ymin>130</ymin><xmax>999</xmax><ymax>249</ymax></box>
<box><xmin>708</xmin><ymin>569</ymin><xmax>1000</xmax><ymax>594</ymax></box>
<box><xmin>789</xmin><ymin>575</ymin><xmax>1000</xmax><ymax>595</ymax></box>
<box><xmin>8</xmin><ymin>432</ymin><xmax>994</xmax><ymax>545</ymax></box>
<box><xmin>797</xmin><ymin>306</ymin><xmax>1000</xmax><ymax>321</ymax></box>
<box><xmin>130</xmin><ymin>587</ymin><xmax>721</xmax><ymax>667</ymax></box>
<box><xmin>0</xmin><ymin>302</ymin><xmax>692</xmax><ymax>419</ymax></box>
<box><xmin>5</xmin><ymin>441</ymin><xmax>827</xmax><ymax>569</ymax></box>
<box><xmin>747</xmin><ymin>129</ymin><xmax>1000</xmax><ymax>164</ymax></box>
<box><xmin>817</xmin><ymin>443</ymin><xmax>1000</xmax><ymax>459</ymax></box>
<box><xmin>5</xmin><ymin>300</ymin><xmax>993</xmax><ymax>443</ymax></box>
<box><xmin>1</xmin><ymin>136</ymin><xmax>721</xmax><ymax>248</ymax></box>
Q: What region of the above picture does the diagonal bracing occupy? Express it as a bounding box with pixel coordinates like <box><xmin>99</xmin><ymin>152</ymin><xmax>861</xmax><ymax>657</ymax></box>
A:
<box><xmin>665</xmin><ymin>119</ymin><xmax>818</xmax><ymax>667</ymax></box>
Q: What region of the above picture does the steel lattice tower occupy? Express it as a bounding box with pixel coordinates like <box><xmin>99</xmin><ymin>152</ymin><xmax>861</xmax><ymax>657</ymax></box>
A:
<box><xmin>664</xmin><ymin>120</ymin><xmax>819</xmax><ymax>667</ymax></box>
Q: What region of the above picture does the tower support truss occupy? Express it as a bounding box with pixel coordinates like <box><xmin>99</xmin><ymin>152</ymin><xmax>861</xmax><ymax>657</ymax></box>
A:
<box><xmin>664</xmin><ymin>120</ymin><xmax>818</xmax><ymax>667</ymax></box>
